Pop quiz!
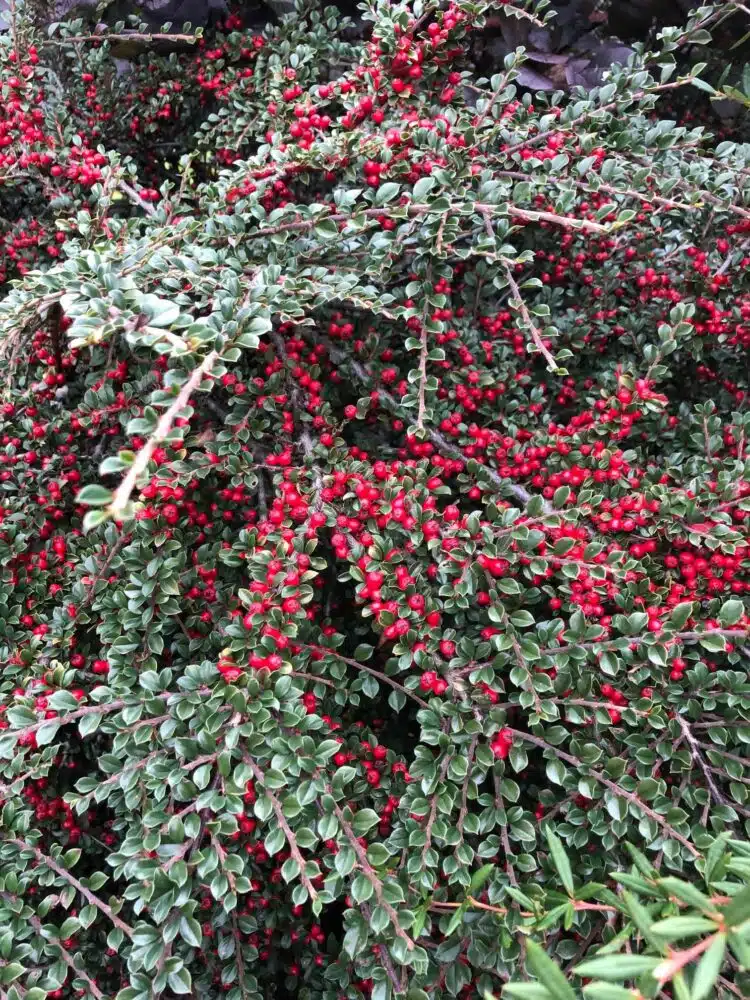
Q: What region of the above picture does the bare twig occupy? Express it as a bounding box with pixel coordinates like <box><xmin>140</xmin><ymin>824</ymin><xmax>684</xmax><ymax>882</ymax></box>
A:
<box><xmin>117</xmin><ymin>180</ymin><xmax>157</xmax><ymax>218</ymax></box>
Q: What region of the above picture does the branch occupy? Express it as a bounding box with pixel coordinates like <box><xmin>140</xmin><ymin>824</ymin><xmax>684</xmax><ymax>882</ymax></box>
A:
<box><xmin>5</xmin><ymin>838</ymin><xmax>134</xmax><ymax>937</ymax></box>
<box><xmin>456</xmin><ymin>736</ymin><xmax>478</xmax><ymax>849</ymax></box>
<box><xmin>361</xmin><ymin>903</ymin><xmax>405</xmax><ymax>995</ymax></box>
<box><xmin>110</xmin><ymin>351</ymin><xmax>218</xmax><ymax>519</ymax></box>
<box><xmin>328</xmin><ymin>792</ymin><xmax>415</xmax><ymax>952</ymax></box>
<box><xmin>503</xmin><ymin>262</ymin><xmax>560</xmax><ymax>372</ymax></box>
<box><xmin>416</xmin><ymin>320</ymin><xmax>429</xmax><ymax>432</ymax></box>
<box><xmin>247</xmin><ymin>201</ymin><xmax>613</xmax><ymax>242</ymax></box>
<box><xmin>300</xmin><ymin>643</ymin><xmax>428</xmax><ymax>709</ymax></box>
<box><xmin>44</xmin><ymin>32</ymin><xmax>198</xmax><ymax>44</ymax></box>
<box><xmin>501</xmin><ymin>79</ymin><xmax>696</xmax><ymax>157</ymax></box>
<box><xmin>6</xmin><ymin>689</ymin><xmax>210</xmax><ymax>743</ymax></box>
<box><xmin>327</xmin><ymin>344</ymin><xmax>548</xmax><ymax>511</ymax></box>
<box><xmin>0</xmin><ymin>892</ymin><xmax>105</xmax><ymax>999</ymax></box>
<box><xmin>421</xmin><ymin>754</ymin><xmax>452</xmax><ymax>869</ymax></box>
<box><xmin>508</xmin><ymin>730</ymin><xmax>701</xmax><ymax>858</ymax></box>
<box><xmin>244</xmin><ymin>758</ymin><xmax>319</xmax><ymax>902</ymax></box>
<box><xmin>231</xmin><ymin>913</ymin><xmax>249</xmax><ymax>999</ymax></box>
<box><xmin>676</xmin><ymin>715</ymin><xmax>729</xmax><ymax>806</ymax></box>
<box><xmin>118</xmin><ymin>180</ymin><xmax>157</xmax><ymax>218</ymax></box>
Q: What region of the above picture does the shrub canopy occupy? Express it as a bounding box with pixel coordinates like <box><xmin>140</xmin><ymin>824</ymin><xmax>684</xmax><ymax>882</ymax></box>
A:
<box><xmin>0</xmin><ymin>2</ymin><xmax>749</xmax><ymax>999</ymax></box>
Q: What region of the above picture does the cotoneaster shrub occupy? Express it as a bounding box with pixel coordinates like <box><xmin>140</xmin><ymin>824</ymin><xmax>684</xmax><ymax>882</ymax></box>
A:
<box><xmin>0</xmin><ymin>1</ymin><xmax>749</xmax><ymax>998</ymax></box>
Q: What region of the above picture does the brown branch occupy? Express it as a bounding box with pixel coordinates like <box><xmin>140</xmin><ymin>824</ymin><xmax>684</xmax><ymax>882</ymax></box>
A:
<box><xmin>44</xmin><ymin>32</ymin><xmax>198</xmax><ymax>45</ymax></box>
<box><xmin>164</xmin><ymin>805</ymin><xmax>210</xmax><ymax>872</ymax></box>
<box><xmin>676</xmin><ymin>715</ymin><xmax>729</xmax><ymax>806</ymax></box>
<box><xmin>327</xmin><ymin>345</ymin><xmax>546</xmax><ymax>511</ymax></box>
<box><xmin>118</xmin><ymin>180</ymin><xmax>157</xmax><ymax>219</ymax></box>
<box><xmin>502</xmin><ymin>79</ymin><xmax>696</xmax><ymax>158</ymax></box>
<box><xmin>81</xmin><ymin>533</ymin><xmax>131</xmax><ymax>606</ymax></box>
<box><xmin>328</xmin><ymin>793</ymin><xmax>415</xmax><ymax>952</ymax></box>
<box><xmin>5</xmin><ymin>838</ymin><xmax>134</xmax><ymax>937</ymax></box>
<box><xmin>110</xmin><ymin>351</ymin><xmax>218</xmax><ymax>519</ymax></box>
<box><xmin>456</xmin><ymin>736</ymin><xmax>479</xmax><ymax>849</ymax></box>
<box><xmin>508</xmin><ymin>731</ymin><xmax>701</xmax><ymax>858</ymax></box>
<box><xmin>421</xmin><ymin>754</ymin><xmax>452</xmax><ymax>869</ymax></box>
<box><xmin>503</xmin><ymin>263</ymin><xmax>560</xmax><ymax>372</ymax></box>
<box><xmin>1</xmin><ymin>891</ymin><xmax>105</xmax><ymax>999</ymax></box>
<box><xmin>494</xmin><ymin>772</ymin><xmax>518</xmax><ymax>887</ymax></box>
<box><xmin>537</xmin><ymin>628</ymin><xmax>750</xmax><ymax>658</ymax></box>
<box><xmin>696</xmin><ymin>742</ymin><xmax>750</xmax><ymax>768</ymax></box>
<box><xmin>8</xmin><ymin>689</ymin><xmax>210</xmax><ymax>743</ymax></box>
<box><xmin>300</xmin><ymin>643</ymin><xmax>428</xmax><ymax>708</ymax></box>
<box><xmin>231</xmin><ymin>913</ymin><xmax>249</xmax><ymax>998</ymax></box>
<box><xmin>244</xmin><ymin>758</ymin><xmax>319</xmax><ymax>902</ymax></box>
<box><xmin>416</xmin><ymin>297</ymin><xmax>430</xmax><ymax>433</ymax></box>
<box><xmin>248</xmin><ymin>201</ymin><xmax>611</xmax><ymax>242</ymax></box>
<box><xmin>361</xmin><ymin>903</ymin><xmax>405</xmax><ymax>994</ymax></box>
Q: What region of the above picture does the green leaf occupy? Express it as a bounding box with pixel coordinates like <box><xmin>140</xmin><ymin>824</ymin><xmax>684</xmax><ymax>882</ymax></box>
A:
<box><xmin>375</xmin><ymin>182</ymin><xmax>400</xmax><ymax>205</ymax></box>
<box><xmin>583</xmin><ymin>985</ymin><xmax>639</xmax><ymax>1000</ymax></box>
<box><xmin>717</xmin><ymin>599</ymin><xmax>743</xmax><ymax>627</ymax></box>
<box><xmin>0</xmin><ymin>964</ymin><xmax>24</xmax><ymax>985</ymax></box>
<box><xmin>76</xmin><ymin>484</ymin><xmax>114</xmax><ymax>506</ymax></box>
<box><xmin>167</xmin><ymin>967</ymin><xmax>192</xmax><ymax>995</ymax></box>
<box><xmin>691</xmin><ymin>934</ymin><xmax>726</xmax><ymax>1000</ymax></box>
<box><xmin>650</xmin><ymin>917</ymin><xmax>718</xmax><ymax>940</ymax></box>
<box><xmin>503</xmin><ymin>985</ymin><xmax>554</xmax><ymax>1000</ymax></box>
<box><xmin>351</xmin><ymin>809</ymin><xmax>379</xmax><ymax>836</ymax></box>
<box><xmin>545</xmin><ymin>827</ymin><xmax>574</xmax><ymax>897</ymax></box>
<box><xmin>657</xmin><ymin>878</ymin><xmax>715</xmax><ymax>914</ymax></box>
<box><xmin>669</xmin><ymin>602</ymin><xmax>694</xmax><ymax>629</ymax></box>
<box><xmin>722</xmin><ymin>884</ymin><xmax>750</xmax><ymax>927</ymax></box>
<box><xmin>574</xmin><ymin>955</ymin><xmax>660</xmax><ymax>980</ymax></box>
<box><xmin>315</xmin><ymin>219</ymin><xmax>339</xmax><ymax>239</ymax></box>
<box><xmin>335</xmin><ymin>846</ymin><xmax>356</xmax><ymax>877</ymax></box>
<box><xmin>698</xmin><ymin>633</ymin><xmax>726</xmax><ymax>653</ymax></box>
<box><xmin>469</xmin><ymin>864</ymin><xmax>495</xmax><ymax>896</ymax></box>
<box><xmin>179</xmin><ymin>915</ymin><xmax>202</xmax><ymax>948</ymax></box>
<box><xmin>524</xmin><ymin>938</ymin><xmax>576</xmax><ymax>1000</ymax></box>
<box><xmin>35</xmin><ymin>722</ymin><xmax>60</xmax><ymax>746</ymax></box>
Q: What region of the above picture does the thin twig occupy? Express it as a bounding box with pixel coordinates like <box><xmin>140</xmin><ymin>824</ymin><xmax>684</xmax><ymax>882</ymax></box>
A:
<box><xmin>300</xmin><ymin>643</ymin><xmax>428</xmax><ymax>708</ymax></box>
<box><xmin>244</xmin><ymin>758</ymin><xmax>319</xmax><ymax>902</ymax></box>
<box><xmin>503</xmin><ymin>262</ymin><xmax>559</xmax><ymax>371</ymax></box>
<box><xmin>5</xmin><ymin>839</ymin><xmax>134</xmax><ymax>937</ymax></box>
<box><xmin>421</xmin><ymin>754</ymin><xmax>452</xmax><ymax>869</ymax></box>
<box><xmin>676</xmin><ymin>715</ymin><xmax>729</xmax><ymax>806</ymax></box>
<box><xmin>508</xmin><ymin>731</ymin><xmax>701</xmax><ymax>858</ymax></box>
<box><xmin>118</xmin><ymin>180</ymin><xmax>157</xmax><ymax>218</ymax></box>
<box><xmin>361</xmin><ymin>903</ymin><xmax>404</xmax><ymax>994</ymax></box>
<box><xmin>328</xmin><ymin>793</ymin><xmax>415</xmax><ymax>952</ymax></box>
<box><xmin>1</xmin><ymin>891</ymin><xmax>105</xmax><ymax>999</ymax></box>
<box><xmin>110</xmin><ymin>351</ymin><xmax>218</xmax><ymax>519</ymax></box>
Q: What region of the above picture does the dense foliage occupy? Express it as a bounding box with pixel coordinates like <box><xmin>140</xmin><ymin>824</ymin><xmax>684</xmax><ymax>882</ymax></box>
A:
<box><xmin>0</xmin><ymin>1</ymin><xmax>749</xmax><ymax>998</ymax></box>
